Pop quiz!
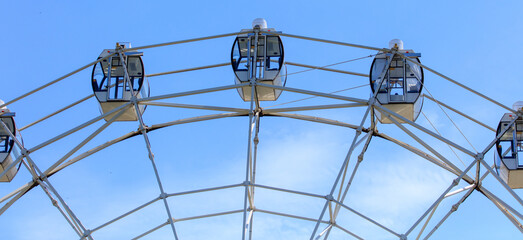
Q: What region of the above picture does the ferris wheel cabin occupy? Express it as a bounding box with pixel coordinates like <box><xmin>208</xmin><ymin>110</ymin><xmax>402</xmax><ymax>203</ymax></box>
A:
<box><xmin>370</xmin><ymin>39</ymin><xmax>424</xmax><ymax>124</ymax></box>
<box><xmin>495</xmin><ymin>102</ymin><xmax>523</xmax><ymax>189</ymax></box>
<box><xmin>0</xmin><ymin>101</ymin><xmax>19</xmax><ymax>182</ymax></box>
<box><xmin>91</xmin><ymin>42</ymin><xmax>150</xmax><ymax>121</ymax></box>
<box><xmin>231</xmin><ymin>18</ymin><xmax>286</xmax><ymax>101</ymax></box>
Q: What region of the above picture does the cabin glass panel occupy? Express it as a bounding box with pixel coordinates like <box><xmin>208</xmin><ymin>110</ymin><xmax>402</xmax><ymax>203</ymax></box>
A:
<box><xmin>92</xmin><ymin>55</ymin><xmax>143</xmax><ymax>100</ymax></box>
<box><xmin>0</xmin><ymin>136</ymin><xmax>8</xmax><ymax>153</ymax></box>
<box><xmin>232</xmin><ymin>37</ymin><xmax>248</xmax><ymax>71</ymax></box>
<box><xmin>255</xmin><ymin>37</ymin><xmax>265</xmax><ymax>57</ymax></box>
<box><xmin>388</xmin><ymin>57</ymin><xmax>405</xmax><ymax>101</ymax></box>
<box><xmin>406</xmin><ymin>60</ymin><xmax>422</xmax><ymax>93</ymax></box>
<box><xmin>0</xmin><ymin>117</ymin><xmax>14</xmax><ymax>153</ymax></box>
<box><xmin>231</xmin><ymin>31</ymin><xmax>285</xmax><ymax>101</ymax></box>
<box><xmin>497</xmin><ymin>119</ymin><xmax>523</xmax><ymax>166</ymax></box>
<box><xmin>232</xmin><ymin>34</ymin><xmax>284</xmax><ymax>82</ymax></box>
<box><xmin>266</xmin><ymin>36</ymin><xmax>282</xmax><ymax>70</ymax></box>
<box><xmin>371</xmin><ymin>58</ymin><xmax>388</xmax><ymax>93</ymax></box>
<box><xmin>370</xmin><ymin>55</ymin><xmax>423</xmax><ymax>101</ymax></box>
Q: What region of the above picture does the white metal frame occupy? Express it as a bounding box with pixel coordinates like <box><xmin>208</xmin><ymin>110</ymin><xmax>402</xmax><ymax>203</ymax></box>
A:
<box><xmin>0</xmin><ymin>30</ymin><xmax>521</xmax><ymax>240</ymax></box>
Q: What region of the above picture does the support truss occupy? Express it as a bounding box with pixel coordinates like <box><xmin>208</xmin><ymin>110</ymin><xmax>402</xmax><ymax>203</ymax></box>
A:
<box><xmin>1</xmin><ymin>30</ymin><xmax>521</xmax><ymax>240</ymax></box>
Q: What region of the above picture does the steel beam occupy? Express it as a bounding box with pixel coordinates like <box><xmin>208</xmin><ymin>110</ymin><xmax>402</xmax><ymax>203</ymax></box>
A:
<box><xmin>42</xmin><ymin>104</ymin><xmax>128</xmax><ymax>176</ymax></box>
<box><xmin>132</xmin><ymin>102</ymin><xmax>179</xmax><ymax>239</ymax></box>
<box><xmin>373</xmin><ymin>103</ymin><xmax>476</xmax><ymax>157</ymax></box>
<box><xmin>28</xmin><ymin>102</ymin><xmax>131</xmax><ymax>153</ymax></box>
<box><xmin>20</xmin><ymin>94</ymin><xmax>94</xmax><ymax>131</ymax></box>
<box><xmin>264</xmin><ymin>31</ymin><xmax>386</xmax><ymax>52</ymax></box>
<box><xmin>0</xmin><ymin>53</ymin><xmax>114</xmax><ymax>109</ymax></box>
<box><xmin>399</xmin><ymin>53</ymin><xmax>515</xmax><ymax>113</ymax></box>
<box><xmin>263</xmin><ymin>103</ymin><xmax>367</xmax><ymax>113</ymax></box>
<box><xmin>422</xmin><ymin>94</ymin><xmax>495</xmax><ymax>132</ymax></box>
<box><xmin>146</xmin><ymin>62</ymin><xmax>231</xmax><ymax>77</ymax></box>
<box><xmin>252</xmin><ymin>183</ymin><xmax>325</xmax><ymax>199</ymax></box>
<box><xmin>332</xmin><ymin>199</ymin><xmax>401</xmax><ymax>238</ymax></box>
<box><xmin>405</xmin><ymin>158</ymin><xmax>477</xmax><ymax>236</ymax></box>
<box><xmin>91</xmin><ymin>196</ymin><xmax>160</xmax><ymax>233</ymax></box>
<box><xmin>140</xmin><ymin>101</ymin><xmax>248</xmax><ymax>113</ymax></box>
<box><xmin>125</xmin><ymin>32</ymin><xmax>247</xmax><ymax>52</ymax></box>
<box><xmin>138</xmin><ymin>83</ymin><xmax>248</xmax><ymax>103</ymax></box>
<box><xmin>256</xmin><ymin>82</ymin><xmax>368</xmax><ymax>104</ymax></box>
<box><xmin>284</xmin><ymin>61</ymin><xmax>369</xmax><ymax>77</ymax></box>
<box><xmin>422</xmin><ymin>186</ymin><xmax>475</xmax><ymax>240</ymax></box>
<box><xmin>49</xmin><ymin>113</ymin><xmax>247</xmax><ymax>176</ymax></box>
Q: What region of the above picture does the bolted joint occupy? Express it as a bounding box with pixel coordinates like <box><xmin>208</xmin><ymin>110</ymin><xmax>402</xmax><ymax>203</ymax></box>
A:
<box><xmin>159</xmin><ymin>193</ymin><xmax>168</xmax><ymax>200</ymax></box>
<box><xmin>399</xmin><ymin>234</ymin><xmax>408</xmax><ymax>240</ymax></box>
<box><xmin>21</xmin><ymin>148</ymin><xmax>29</xmax><ymax>157</ymax></box>
<box><xmin>357</xmin><ymin>153</ymin><xmax>364</xmax><ymax>162</ymax></box>
<box><xmin>168</xmin><ymin>217</ymin><xmax>175</xmax><ymax>224</ymax></box>
<box><xmin>138</xmin><ymin>125</ymin><xmax>149</xmax><ymax>133</ymax></box>
<box><xmin>130</xmin><ymin>96</ymin><xmax>138</xmax><ymax>104</ymax></box>
<box><xmin>452</xmin><ymin>178</ymin><xmax>460</xmax><ymax>186</ymax></box>
<box><xmin>325</xmin><ymin>194</ymin><xmax>334</xmax><ymax>201</ymax></box>
<box><xmin>475</xmin><ymin>181</ymin><xmax>482</xmax><ymax>189</ymax></box>
<box><xmin>368</xmin><ymin>98</ymin><xmax>376</xmax><ymax>106</ymax></box>
<box><xmin>51</xmin><ymin>199</ymin><xmax>58</xmax><ymax>207</ymax></box>
<box><xmin>83</xmin><ymin>229</ymin><xmax>92</xmax><ymax>238</ymax></box>
<box><xmin>148</xmin><ymin>152</ymin><xmax>155</xmax><ymax>160</ymax></box>
<box><xmin>243</xmin><ymin>180</ymin><xmax>251</xmax><ymax>186</ymax></box>
<box><xmin>253</xmin><ymin>136</ymin><xmax>259</xmax><ymax>144</ymax></box>
<box><xmin>39</xmin><ymin>175</ymin><xmax>48</xmax><ymax>182</ymax></box>
<box><xmin>474</xmin><ymin>153</ymin><xmax>484</xmax><ymax>161</ymax></box>
<box><xmin>451</xmin><ymin>204</ymin><xmax>459</xmax><ymax>212</ymax></box>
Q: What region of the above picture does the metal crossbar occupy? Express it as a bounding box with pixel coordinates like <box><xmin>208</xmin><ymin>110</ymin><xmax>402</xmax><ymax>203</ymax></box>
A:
<box><xmin>1</xmin><ymin>29</ymin><xmax>521</xmax><ymax>240</ymax></box>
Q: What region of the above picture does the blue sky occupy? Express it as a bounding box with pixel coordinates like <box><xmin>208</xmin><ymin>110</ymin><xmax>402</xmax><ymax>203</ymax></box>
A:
<box><xmin>1</xmin><ymin>1</ymin><xmax>523</xmax><ymax>239</ymax></box>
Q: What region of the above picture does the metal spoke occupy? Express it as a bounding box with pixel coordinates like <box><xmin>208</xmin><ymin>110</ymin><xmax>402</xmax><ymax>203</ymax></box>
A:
<box><xmin>266</xmin><ymin>31</ymin><xmax>386</xmax><ymax>51</ymax></box>
<box><xmin>132</xmin><ymin>101</ymin><xmax>180</xmax><ymax>239</ymax></box>
<box><xmin>422</xmin><ymin>186</ymin><xmax>475</xmax><ymax>240</ymax></box>
<box><xmin>20</xmin><ymin>94</ymin><xmax>94</xmax><ymax>131</ymax></box>
<box><xmin>0</xmin><ymin>53</ymin><xmax>114</xmax><ymax>109</ymax></box>
<box><xmin>284</xmin><ymin>61</ymin><xmax>369</xmax><ymax>77</ymax></box>
<box><xmin>146</xmin><ymin>62</ymin><xmax>230</xmax><ymax>77</ymax></box>
<box><xmin>242</xmin><ymin>83</ymin><xmax>257</xmax><ymax>240</ymax></box>
<box><xmin>310</xmin><ymin>56</ymin><xmax>393</xmax><ymax>239</ymax></box>
<box><xmin>405</xmin><ymin>158</ymin><xmax>477</xmax><ymax>237</ymax></box>
<box><xmin>256</xmin><ymin>82</ymin><xmax>368</xmax><ymax>104</ymax></box>
<box><xmin>125</xmin><ymin>32</ymin><xmax>246</xmax><ymax>52</ymax></box>
<box><xmin>138</xmin><ymin>83</ymin><xmax>248</xmax><ymax>102</ymax></box>
<box><xmin>4</xmin><ymin>28</ymin><xmax>523</xmax><ymax>240</ymax></box>
<box><xmin>399</xmin><ymin>53</ymin><xmax>515</xmax><ymax>113</ymax></box>
<box><xmin>422</xmin><ymin>94</ymin><xmax>495</xmax><ymax>132</ymax></box>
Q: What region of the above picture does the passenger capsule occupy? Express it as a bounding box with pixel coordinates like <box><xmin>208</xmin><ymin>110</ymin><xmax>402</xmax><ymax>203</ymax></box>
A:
<box><xmin>0</xmin><ymin>100</ymin><xmax>20</xmax><ymax>182</ymax></box>
<box><xmin>231</xmin><ymin>18</ymin><xmax>286</xmax><ymax>101</ymax></box>
<box><xmin>495</xmin><ymin>101</ymin><xmax>523</xmax><ymax>188</ymax></box>
<box><xmin>370</xmin><ymin>39</ymin><xmax>424</xmax><ymax>124</ymax></box>
<box><xmin>91</xmin><ymin>42</ymin><xmax>150</xmax><ymax>121</ymax></box>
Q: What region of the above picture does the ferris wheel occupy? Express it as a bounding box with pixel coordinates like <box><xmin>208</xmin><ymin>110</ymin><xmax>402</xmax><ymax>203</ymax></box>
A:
<box><xmin>1</xmin><ymin>18</ymin><xmax>522</xmax><ymax>239</ymax></box>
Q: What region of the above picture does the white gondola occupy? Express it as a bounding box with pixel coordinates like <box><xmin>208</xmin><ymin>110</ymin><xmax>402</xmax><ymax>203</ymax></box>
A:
<box><xmin>231</xmin><ymin>18</ymin><xmax>286</xmax><ymax>101</ymax></box>
<box><xmin>495</xmin><ymin>102</ymin><xmax>523</xmax><ymax>189</ymax></box>
<box><xmin>91</xmin><ymin>42</ymin><xmax>150</xmax><ymax>121</ymax></box>
<box><xmin>370</xmin><ymin>39</ymin><xmax>424</xmax><ymax>124</ymax></box>
<box><xmin>0</xmin><ymin>100</ymin><xmax>20</xmax><ymax>182</ymax></box>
